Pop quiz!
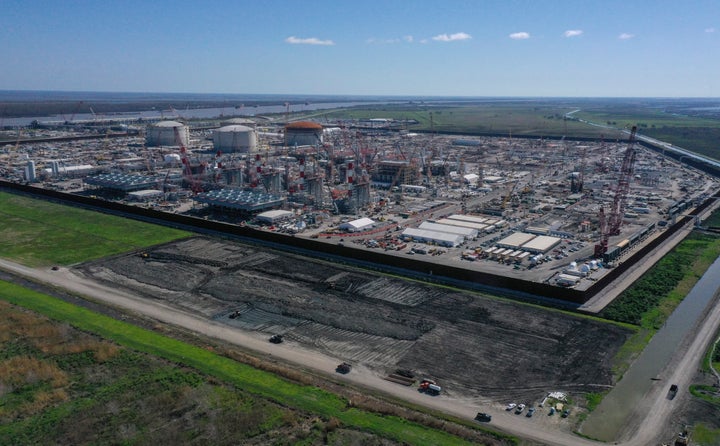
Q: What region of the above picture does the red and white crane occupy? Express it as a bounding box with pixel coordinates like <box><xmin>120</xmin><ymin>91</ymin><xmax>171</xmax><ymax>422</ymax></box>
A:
<box><xmin>594</xmin><ymin>126</ymin><xmax>638</xmax><ymax>257</ymax></box>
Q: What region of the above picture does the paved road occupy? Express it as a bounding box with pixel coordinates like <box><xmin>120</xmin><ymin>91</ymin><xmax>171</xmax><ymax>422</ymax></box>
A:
<box><xmin>2</xmin><ymin>258</ymin><xmax>719</xmax><ymax>446</ymax></box>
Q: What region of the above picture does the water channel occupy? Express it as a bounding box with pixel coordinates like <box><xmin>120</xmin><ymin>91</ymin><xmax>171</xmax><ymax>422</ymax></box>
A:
<box><xmin>581</xmin><ymin>254</ymin><xmax>720</xmax><ymax>440</ymax></box>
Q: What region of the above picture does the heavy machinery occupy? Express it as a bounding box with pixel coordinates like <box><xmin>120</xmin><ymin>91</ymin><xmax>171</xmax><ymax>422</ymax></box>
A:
<box><xmin>335</xmin><ymin>362</ymin><xmax>352</xmax><ymax>374</ymax></box>
<box><xmin>594</xmin><ymin>126</ymin><xmax>638</xmax><ymax>257</ymax></box>
<box><xmin>419</xmin><ymin>379</ymin><xmax>441</xmax><ymax>395</ymax></box>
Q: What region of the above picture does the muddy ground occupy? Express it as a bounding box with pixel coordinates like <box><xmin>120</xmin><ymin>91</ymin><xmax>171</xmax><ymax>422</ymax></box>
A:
<box><xmin>78</xmin><ymin>236</ymin><xmax>632</xmax><ymax>404</ymax></box>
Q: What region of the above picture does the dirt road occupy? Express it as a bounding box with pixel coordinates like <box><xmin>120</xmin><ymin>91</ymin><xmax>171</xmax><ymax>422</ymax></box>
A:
<box><xmin>2</xmin><ymin>257</ymin><xmax>719</xmax><ymax>446</ymax></box>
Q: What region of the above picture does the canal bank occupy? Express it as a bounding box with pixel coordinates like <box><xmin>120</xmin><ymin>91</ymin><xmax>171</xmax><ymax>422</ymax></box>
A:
<box><xmin>581</xmin><ymin>254</ymin><xmax>720</xmax><ymax>441</ymax></box>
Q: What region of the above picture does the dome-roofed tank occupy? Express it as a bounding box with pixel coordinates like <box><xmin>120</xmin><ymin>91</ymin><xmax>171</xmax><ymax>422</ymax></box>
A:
<box><xmin>213</xmin><ymin>125</ymin><xmax>257</xmax><ymax>153</ymax></box>
<box><xmin>146</xmin><ymin>120</ymin><xmax>188</xmax><ymax>147</ymax></box>
<box><xmin>285</xmin><ymin>121</ymin><xmax>323</xmax><ymax>146</ymax></box>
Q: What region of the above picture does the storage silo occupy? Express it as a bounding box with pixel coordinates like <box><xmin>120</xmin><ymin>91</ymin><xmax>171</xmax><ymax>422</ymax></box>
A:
<box><xmin>285</xmin><ymin>121</ymin><xmax>323</xmax><ymax>146</ymax></box>
<box><xmin>213</xmin><ymin>125</ymin><xmax>257</xmax><ymax>153</ymax></box>
<box><xmin>146</xmin><ymin>121</ymin><xmax>189</xmax><ymax>147</ymax></box>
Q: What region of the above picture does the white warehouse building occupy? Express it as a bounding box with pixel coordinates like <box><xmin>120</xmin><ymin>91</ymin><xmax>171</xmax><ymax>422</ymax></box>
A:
<box><xmin>213</xmin><ymin>125</ymin><xmax>257</xmax><ymax>153</ymax></box>
<box><xmin>339</xmin><ymin>217</ymin><xmax>375</xmax><ymax>233</ymax></box>
<box><xmin>401</xmin><ymin>228</ymin><xmax>464</xmax><ymax>247</ymax></box>
<box><xmin>418</xmin><ymin>221</ymin><xmax>477</xmax><ymax>239</ymax></box>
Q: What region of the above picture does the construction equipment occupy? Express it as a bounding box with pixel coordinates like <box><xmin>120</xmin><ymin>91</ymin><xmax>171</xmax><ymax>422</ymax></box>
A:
<box><xmin>571</xmin><ymin>143</ymin><xmax>588</xmax><ymax>193</ymax></box>
<box><xmin>502</xmin><ymin>181</ymin><xmax>519</xmax><ymax>209</ymax></box>
<box><xmin>419</xmin><ymin>379</ymin><xmax>441</xmax><ymax>395</ymax></box>
<box><xmin>335</xmin><ymin>362</ymin><xmax>352</xmax><ymax>374</ymax></box>
<box><xmin>607</xmin><ymin>126</ymin><xmax>638</xmax><ymax>235</ymax></box>
<box><xmin>174</xmin><ymin>126</ymin><xmax>204</xmax><ymax>194</ymax></box>
<box><xmin>594</xmin><ymin>126</ymin><xmax>638</xmax><ymax>256</ymax></box>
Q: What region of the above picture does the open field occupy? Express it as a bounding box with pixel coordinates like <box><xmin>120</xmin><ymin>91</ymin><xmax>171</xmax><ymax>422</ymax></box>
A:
<box><xmin>573</xmin><ymin>104</ymin><xmax>720</xmax><ymax>160</ymax></box>
<box><xmin>0</xmin><ymin>281</ymin><xmax>505</xmax><ymax>446</ymax></box>
<box><xmin>317</xmin><ymin>102</ymin><xmax>610</xmax><ymax>138</ymax></box>
<box><xmin>0</xmin><ymin>191</ymin><xmax>189</xmax><ymax>266</ymax></box>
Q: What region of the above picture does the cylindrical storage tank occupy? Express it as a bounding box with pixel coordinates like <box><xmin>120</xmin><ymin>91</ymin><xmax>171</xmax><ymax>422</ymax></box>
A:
<box><xmin>284</xmin><ymin>121</ymin><xmax>323</xmax><ymax>146</ymax></box>
<box><xmin>146</xmin><ymin>121</ymin><xmax>189</xmax><ymax>147</ymax></box>
<box><xmin>213</xmin><ymin>125</ymin><xmax>257</xmax><ymax>153</ymax></box>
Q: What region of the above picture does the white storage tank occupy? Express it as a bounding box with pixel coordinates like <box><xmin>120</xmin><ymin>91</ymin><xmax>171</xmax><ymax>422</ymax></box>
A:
<box><xmin>146</xmin><ymin>121</ymin><xmax>188</xmax><ymax>147</ymax></box>
<box><xmin>213</xmin><ymin>125</ymin><xmax>257</xmax><ymax>153</ymax></box>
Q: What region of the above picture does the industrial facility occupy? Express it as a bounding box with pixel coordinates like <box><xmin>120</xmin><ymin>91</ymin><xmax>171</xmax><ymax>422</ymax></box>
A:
<box><xmin>1</xmin><ymin>112</ymin><xmax>717</xmax><ymax>303</ymax></box>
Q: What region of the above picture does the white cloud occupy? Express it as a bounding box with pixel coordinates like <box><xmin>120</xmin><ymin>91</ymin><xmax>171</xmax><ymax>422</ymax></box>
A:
<box><xmin>285</xmin><ymin>36</ymin><xmax>335</xmax><ymax>46</ymax></box>
<box><xmin>432</xmin><ymin>32</ymin><xmax>472</xmax><ymax>42</ymax></box>
<box><xmin>706</xmin><ymin>27</ymin><xmax>716</xmax><ymax>33</ymax></box>
<box><xmin>420</xmin><ymin>39</ymin><xmax>429</xmax><ymax>44</ymax></box>
<box><xmin>366</xmin><ymin>36</ymin><xmax>413</xmax><ymax>44</ymax></box>
<box><xmin>618</xmin><ymin>33</ymin><xmax>635</xmax><ymax>40</ymax></box>
<box><xmin>509</xmin><ymin>32</ymin><xmax>530</xmax><ymax>40</ymax></box>
<box><xmin>564</xmin><ymin>30</ymin><xmax>583</xmax><ymax>38</ymax></box>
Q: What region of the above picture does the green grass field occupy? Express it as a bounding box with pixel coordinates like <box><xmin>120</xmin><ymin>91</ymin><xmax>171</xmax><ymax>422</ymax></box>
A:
<box><xmin>574</xmin><ymin>106</ymin><xmax>720</xmax><ymax>160</ymax></box>
<box><xmin>310</xmin><ymin>100</ymin><xmax>720</xmax><ymax>161</ymax></box>
<box><xmin>316</xmin><ymin>103</ymin><xmax>610</xmax><ymax>138</ymax></box>
<box><xmin>0</xmin><ymin>192</ymin><xmax>189</xmax><ymax>266</ymax></box>
<box><xmin>0</xmin><ymin>281</ymin><xmax>492</xmax><ymax>446</ymax></box>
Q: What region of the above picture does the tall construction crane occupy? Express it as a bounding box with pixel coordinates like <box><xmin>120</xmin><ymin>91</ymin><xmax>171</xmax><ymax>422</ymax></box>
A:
<box><xmin>174</xmin><ymin>126</ymin><xmax>204</xmax><ymax>194</ymax></box>
<box><xmin>571</xmin><ymin>143</ymin><xmax>588</xmax><ymax>193</ymax></box>
<box><xmin>594</xmin><ymin>126</ymin><xmax>638</xmax><ymax>257</ymax></box>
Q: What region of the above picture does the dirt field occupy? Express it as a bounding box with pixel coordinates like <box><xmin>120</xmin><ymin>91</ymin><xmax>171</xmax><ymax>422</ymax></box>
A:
<box><xmin>78</xmin><ymin>236</ymin><xmax>632</xmax><ymax>405</ymax></box>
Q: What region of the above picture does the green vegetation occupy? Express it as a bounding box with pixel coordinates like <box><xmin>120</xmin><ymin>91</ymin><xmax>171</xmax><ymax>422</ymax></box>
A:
<box><xmin>575</xmin><ymin>106</ymin><xmax>720</xmax><ymax>161</ymax></box>
<box><xmin>0</xmin><ymin>192</ymin><xmax>189</xmax><ymax>266</ymax></box>
<box><xmin>689</xmin><ymin>385</ymin><xmax>720</xmax><ymax>406</ymax></box>
<box><xmin>601</xmin><ymin>232</ymin><xmax>720</xmax><ymax>328</ymax></box>
<box><xmin>583</xmin><ymin>392</ymin><xmax>604</xmax><ymax>412</ymax></box>
<box><xmin>0</xmin><ymin>298</ymin><xmax>396</xmax><ymax>445</ymax></box>
<box><xmin>0</xmin><ymin>281</ymin><xmax>498</xmax><ymax>446</ymax></box>
<box><xmin>691</xmin><ymin>423</ymin><xmax>720</xmax><ymax>446</ymax></box>
<box><xmin>705</xmin><ymin>209</ymin><xmax>720</xmax><ymax>228</ymax></box>
<box><xmin>318</xmin><ymin>103</ymin><xmax>609</xmax><ymax>137</ymax></box>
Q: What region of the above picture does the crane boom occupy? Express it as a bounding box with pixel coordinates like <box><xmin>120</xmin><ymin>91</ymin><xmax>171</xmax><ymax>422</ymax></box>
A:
<box><xmin>594</xmin><ymin>126</ymin><xmax>637</xmax><ymax>257</ymax></box>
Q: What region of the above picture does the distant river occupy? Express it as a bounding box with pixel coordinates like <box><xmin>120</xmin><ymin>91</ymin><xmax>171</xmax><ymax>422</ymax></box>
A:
<box><xmin>2</xmin><ymin>101</ymin><xmax>394</xmax><ymax>127</ymax></box>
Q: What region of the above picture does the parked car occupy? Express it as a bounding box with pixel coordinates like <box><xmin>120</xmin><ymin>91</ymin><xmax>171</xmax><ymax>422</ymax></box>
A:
<box><xmin>475</xmin><ymin>412</ymin><xmax>492</xmax><ymax>422</ymax></box>
<box><xmin>515</xmin><ymin>403</ymin><xmax>526</xmax><ymax>414</ymax></box>
<box><xmin>561</xmin><ymin>409</ymin><xmax>570</xmax><ymax>418</ymax></box>
<box><xmin>269</xmin><ymin>334</ymin><xmax>283</xmax><ymax>344</ymax></box>
<box><xmin>526</xmin><ymin>407</ymin><xmax>536</xmax><ymax>417</ymax></box>
<box><xmin>505</xmin><ymin>403</ymin><xmax>517</xmax><ymax>411</ymax></box>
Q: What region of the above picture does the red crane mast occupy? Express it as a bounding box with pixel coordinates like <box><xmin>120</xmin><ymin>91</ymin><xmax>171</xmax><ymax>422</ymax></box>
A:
<box><xmin>594</xmin><ymin>126</ymin><xmax>637</xmax><ymax>257</ymax></box>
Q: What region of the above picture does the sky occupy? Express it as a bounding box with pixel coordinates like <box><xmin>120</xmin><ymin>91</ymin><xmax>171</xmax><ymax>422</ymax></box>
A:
<box><xmin>1</xmin><ymin>0</ymin><xmax>719</xmax><ymax>97</ymax></box>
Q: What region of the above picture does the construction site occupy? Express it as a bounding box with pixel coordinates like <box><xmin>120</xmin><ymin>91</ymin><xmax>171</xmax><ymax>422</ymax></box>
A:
<box><xmin>2</xmin><ymin>110</ymin><xmax>720</xmax><ymax>439</ymax></box>
<box><xmin>1</xmin><ymin>114</ymin><xmax>716</xmax><ymax>302</ymax></box>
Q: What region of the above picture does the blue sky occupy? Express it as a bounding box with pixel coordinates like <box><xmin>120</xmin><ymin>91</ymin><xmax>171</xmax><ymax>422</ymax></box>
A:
<box><xmin>1</xmin><ymin>0</ymin><xmax>718</xmax><ymax>97</ymax></box>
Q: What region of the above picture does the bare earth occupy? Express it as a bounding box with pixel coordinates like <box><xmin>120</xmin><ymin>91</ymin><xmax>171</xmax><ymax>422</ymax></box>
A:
<box><xmin>77</xmin><ymin>236</ymin><xmax>631</xmax><ymax>406</ymax></box>
<box><xmin>2</xmin><ymin>234</ymin><xmax>719</xmax><ymax>446</ymax></box>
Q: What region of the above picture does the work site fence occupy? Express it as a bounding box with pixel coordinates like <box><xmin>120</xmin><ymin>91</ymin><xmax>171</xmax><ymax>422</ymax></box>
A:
<box><xmin>1</xmin><ymin>180</ymin><xmax>716</xmax><ymax>306</ymax></box>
